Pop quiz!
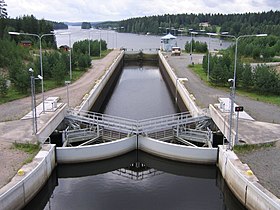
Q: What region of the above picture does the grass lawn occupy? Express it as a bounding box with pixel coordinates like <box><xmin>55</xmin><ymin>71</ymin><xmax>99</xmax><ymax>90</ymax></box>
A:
<box><xmin>189</xmin><ymin>64</ymin><xmax>280</xmax><ymax>106</ymax></box>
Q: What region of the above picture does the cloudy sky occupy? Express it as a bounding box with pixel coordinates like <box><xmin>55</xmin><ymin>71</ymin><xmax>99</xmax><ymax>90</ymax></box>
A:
<box><xmin>5</xmin><ymin>0</ymin><xmax>280</xmax><ymax>22</ymax></box>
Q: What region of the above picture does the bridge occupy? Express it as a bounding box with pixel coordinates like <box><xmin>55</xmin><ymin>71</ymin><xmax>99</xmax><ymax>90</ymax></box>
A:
<box><xmin>63</xmin><ymin>109</ymin><xmax>212</xmax><ymax>147</ymax></box>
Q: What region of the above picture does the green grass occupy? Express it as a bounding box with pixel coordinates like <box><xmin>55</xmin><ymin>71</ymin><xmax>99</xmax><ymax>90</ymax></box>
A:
<box><xmin>92</xmin><ymin>49</ymin><xmax>112</xmax><ymax>60</ymax></box>
<box><xmin>0</xmin><ymin>88</ymin><xmax>28</xmax><ymax>104</ymax></box>
<box><xmin>189</xmin><ymin>64</ymin><xmax>209</xmax><ymax>83</ymax></box>
<box><xmin>237</xmin><ymin>89</ymin><xmax>280</xmax><ymax>106</ymax></box>
<box><xmin>188</xmin><ymin>64</ymin><xmax>280</xmax><ymax>107</ymax></box>
<box><xmin>234</xmin><ymin>142</ymin><xmax>275</xmax><ymax>154</ymax></box>
<box><xmin>12</xmin><ymin>142</ymin><xmax>41</xmax><ymax>164</ymax></box>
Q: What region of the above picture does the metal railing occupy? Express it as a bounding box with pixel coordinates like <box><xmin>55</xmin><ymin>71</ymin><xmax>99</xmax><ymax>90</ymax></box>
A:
<box><xmin>65</xmin><ymin>109</ymin><xmax>210</xmax><ymax>136</ymax></box>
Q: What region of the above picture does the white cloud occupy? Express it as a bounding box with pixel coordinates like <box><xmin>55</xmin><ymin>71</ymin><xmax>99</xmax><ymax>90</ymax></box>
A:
<box><xmin>5</xmin><ymin>0</ymin><xmax>280</xmax><ymax>22</ymax></box>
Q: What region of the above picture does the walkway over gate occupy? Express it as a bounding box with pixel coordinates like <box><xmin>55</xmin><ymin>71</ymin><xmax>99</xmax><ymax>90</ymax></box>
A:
<box><xmin>65</xmin><ymin>109</ymin><xmax>210</xmax><ymax>136</ymax></box>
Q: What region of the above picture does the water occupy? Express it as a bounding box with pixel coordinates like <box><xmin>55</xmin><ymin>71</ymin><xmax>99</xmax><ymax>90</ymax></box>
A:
<box><xmin>102</xmin><ymin>64</ymin><xmax>177</xmax><ymax>120</ymax></box>
<box><xmin>25</xmin><ymin>151</ymin><xmax>245</xmax><ymax>210</ymax></box>
<box><xmin>54</xmin><ymin>26</ymin><xmax>232</xmax><ymax>51</ymax></box>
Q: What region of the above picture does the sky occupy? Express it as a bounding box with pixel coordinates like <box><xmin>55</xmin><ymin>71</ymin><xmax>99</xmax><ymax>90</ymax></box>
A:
<box><xmin>5</xmin><ymin>0</ymin><xmax>280</xmax><ymax>22</ymax></box>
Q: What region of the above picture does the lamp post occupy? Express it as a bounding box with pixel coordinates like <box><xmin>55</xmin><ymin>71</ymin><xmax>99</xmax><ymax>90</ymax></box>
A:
<box><xmin>175</xmin><ymin>77</ymin><xmax>188</xmax><ymax>104</ymax></box>
<box><xmin>206</xmin><ymin>32</ymin><xmax>218</xmax><ymax>81</ymax></box>
<box><xmin>88</xmin><ymin>29</ymin><xmax>95</xmax><ymax>57</ymax></box>
<box><xmin>99</xmin><ymin>30</ymin><xmax>102</xmax><ymax>57</ymax></box>
<box><xmin>190</xmin><ymin>31</ymin><xmax>198</xmax><ymax>62</ymax></box>
<box><xmin>65</xmin><ymin>81</ymin><xmax>71</xmax><ymax>108</ymax></box>
<box><xmin>29</xmin><ymin>68</ymin><xmax>43</xmax><ymax>135</ymax></box>
<box><xmin>57</xmin><ymin>32</ymin><xmax>72</xmax><ymax>80</ymax></box>
<box><xmin>9</xmin><ymin>31</ymin><xmax>55</xmax><ymax>113</ymax></box>
<box><xmin>219</xmin><ymin>33</ymin><xmax>267</xmax><ymax>149</ymax></box>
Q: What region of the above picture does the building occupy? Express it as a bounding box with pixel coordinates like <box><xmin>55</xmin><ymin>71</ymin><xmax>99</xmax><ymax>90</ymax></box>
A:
<box><xmin>20</xmin><ymin>41</ymin><xmax>32</xmax><ymax>47</ymax></box>
<box><xmin>160</xmin><ymin>33</ymin><xmax>177</xmax><ymax>52</ymax></box>
<box><xmin>59</xmin><ymin>45</ymin><xmax>70</xmax><ymax>51</ymax></box>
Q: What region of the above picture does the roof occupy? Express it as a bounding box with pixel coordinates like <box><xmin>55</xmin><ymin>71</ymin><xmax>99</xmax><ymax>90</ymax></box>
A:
<box><xmin>161</xmin><ymin>33</ymin><xmax>177</xmax><ymax>40</ymax></box>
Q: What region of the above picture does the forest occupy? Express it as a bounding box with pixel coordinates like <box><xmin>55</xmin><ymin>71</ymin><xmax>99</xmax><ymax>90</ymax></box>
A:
<box><xmin>111</xmin><ymin>10</ymin><xmax>280</xmax><ymax>37</ymax></box>
<box><xmin>0</xmin><ymin>2</ymin><xmax>106</xmax><ymax>100</ymax></box>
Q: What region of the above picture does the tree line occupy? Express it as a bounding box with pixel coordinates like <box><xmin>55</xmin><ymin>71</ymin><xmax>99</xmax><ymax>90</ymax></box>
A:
<box><xmin>0</xmin><ymin>3</ymin><xmax>107</xmax><ymax>98</ymax></box>
<box><xmin>202</xmin><ymin>52</ymin><xmax>280</xmax><ymax>95</ymax></box>
<box><xmin>96</xmin><ymin>10</ymin><xmax>280</xmax><ymax>37</ymax></box>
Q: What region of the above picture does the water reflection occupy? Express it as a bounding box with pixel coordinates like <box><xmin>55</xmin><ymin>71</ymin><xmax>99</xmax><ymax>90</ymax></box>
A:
<box><xmin>24</xmin><ymin>151</ymin><xmax>245</xmax><ymax>210</ymax></box>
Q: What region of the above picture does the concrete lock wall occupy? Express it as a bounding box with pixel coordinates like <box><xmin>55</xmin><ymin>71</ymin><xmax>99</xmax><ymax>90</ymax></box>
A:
<box><xmin>209</xmin><ymin>104</ymin><xmax>236</xmax><ymax>144</ymax></box>
<box><xmin>139</xmin><ymin>136</ymin><xmax>218</xmax><ymax>164</ymax></box>
<box><xmin>0</xmin><ymin>144</ymin><xmax>56</xmax><ymax>210</ymax></box>
<box><xmin>56</xmin><ymin>136</ymin><xmax>136</xmax><ymax>164</ymax></box>
<box><xmin>158</xmin><ymin>51</ymin><xmax>201</xmax><ymax>116</ymax></box>
<box><xmin>218</xmin><ymin>146</ymin><xmax>280</xmax><ymax>210</ymax></box>
<box><xmin>79</xmin><ymin>51</ymin><xmax>125</xmax><ymax>112</ymax></box>
<box><xmin>37</xmin><ymin>104</ymin><xmax>68</xmax><ymax>143</ymax></box>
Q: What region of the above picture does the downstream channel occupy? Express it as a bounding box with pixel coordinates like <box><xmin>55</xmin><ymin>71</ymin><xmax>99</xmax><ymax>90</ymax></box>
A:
<box><xmin>24</xmin><ymin>63</ymin><xmax>245</xmax><ymax>210</ymax></box>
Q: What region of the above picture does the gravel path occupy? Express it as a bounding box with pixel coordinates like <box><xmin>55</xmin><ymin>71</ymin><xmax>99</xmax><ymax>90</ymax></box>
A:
<box><xmin>166</xmin><ymin>52</ymin><xmax>280</xmax><ymax>198</ymax></box>
<box><xmin>237</xmin><ymin>141</ymin><xmax>280</xmax><ymax>198</ymax></box>
<box><xmin>0</xmin><ymin>50</ymin><xmax>121</xmax><ymax>189</ymax></box>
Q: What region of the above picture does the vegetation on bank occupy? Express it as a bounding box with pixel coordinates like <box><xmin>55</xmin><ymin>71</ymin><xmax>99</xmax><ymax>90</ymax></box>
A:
<box><xmin>234</xmin><ymin>142</ymin><xmax>275</xmax><ymax>154</ymax></box>
<box><xmin>12</xmin><ymin>142</ymin><xmax>41</xmax><ymax>164</ymax></box>
<box><xmin>0</xmin><ymin>4</ymin><xmax>109</xmax><ymax>103</ymax></box>
<box><xmin>189</xmin><ymin>64</ymin><xmax>280</xmax><ymax>106</ymax></box>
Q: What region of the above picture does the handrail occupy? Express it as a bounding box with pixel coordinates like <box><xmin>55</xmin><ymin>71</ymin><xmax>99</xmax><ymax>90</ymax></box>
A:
<box><xmin>65</xmin><ymin>109</ymin><xmax>210</xmax><ymax>135</ymax></box>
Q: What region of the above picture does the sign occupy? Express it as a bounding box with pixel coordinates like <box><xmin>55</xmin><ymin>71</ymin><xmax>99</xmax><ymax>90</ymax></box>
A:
<box><xmin>235</xmin><ymin>106</ymin><xmax>244</xmax><ymax>112</ymax></box>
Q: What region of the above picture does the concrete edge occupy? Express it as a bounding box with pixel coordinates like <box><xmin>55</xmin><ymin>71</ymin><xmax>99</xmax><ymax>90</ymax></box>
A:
<box><xmin>209</xmin><ymin>104</ymin><xmax>237</xmax><ymax>143</ymax></box>
<box><xmin>78</xmin><ymin>51</ymin><xmax>125</xmax><ymax>112</ymax></box>
<box><xmin>158</xmin><ymin>51</ymin><xmax>201</xmax><ymax>116</ymax></box>
<box><xmin>0</xmin><ymin>144</ymin><xmax>56</xmax><ymax>210</ymax></box>
<box><xmin>37</xmin><ymin>104</ymin><xmax>67</xmax><ymax>144</ymax></box>
<box><xmin>218</xmin><ymin>145</ymin><xmax>280</xmax><ymax>210</ymax></box>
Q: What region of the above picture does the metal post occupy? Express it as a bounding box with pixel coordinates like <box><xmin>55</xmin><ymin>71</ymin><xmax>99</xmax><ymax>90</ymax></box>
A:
<box><xmin>175</xmin><ymin>78</ymin><xmax>178</xmax><ymax>104</ymax></box>
<box><xmin>99</xmin><ymin>30</ymin><xmax>102</xmax><ymax>57</ymax></box>
<box><xmin>235</xmin><ymin>111</ymin><xmax>240</xmax><ymax>146</ymax></box>
<box><xmin>30</xmin><ymin>73</ymin><xmax>35</xmax><ymax>134</ymax></box>
<box><xmin>88</xmin><ymin>31</ymin><xmax>91</xmax><ymax>57</ymax></box>
<box><xmin>39</xmin><ymin>37</ymin><xmax>45</xmax><ymax>113</ymax></box>
<box><xmin>69</xmin><ymin>34</ymin><xmax>72</xmax><ymax>80</ymax></box>
<box><xmin>207</xmin><ymin>35</ymin><xmax>210</xmax><ymax>81</ymax></box>
<box><xmin>33</xmin><ymin>78</ymin><xmax>38</xmax><ymax>134</ymax></box>
<box><xmin>65</xmin><ymin>81</ymin><xmax>71</xmax><ymax>108</ymax></box>
<box><xmin>190</xmin><ymin>33</ymin><xmax>193</xmax><ymax>61</ymax></box>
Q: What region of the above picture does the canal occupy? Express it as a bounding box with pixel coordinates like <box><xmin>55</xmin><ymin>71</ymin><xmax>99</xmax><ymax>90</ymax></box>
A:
<box><xmin>24</xmin><ymin>62</ymin><xmax>245</xmax><ymax>210</ymax></box>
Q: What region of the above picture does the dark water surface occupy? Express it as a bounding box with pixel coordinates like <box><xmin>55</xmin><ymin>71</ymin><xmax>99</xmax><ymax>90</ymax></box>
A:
<box><xmin>102</xmin><ymin>65</ymin><xmax>177</xmax><ymax>120</ymax></box>
<box><xmin>24</xmin><ymin>64</ymin><xmax>245</xmax><ymax>210</ymax></box>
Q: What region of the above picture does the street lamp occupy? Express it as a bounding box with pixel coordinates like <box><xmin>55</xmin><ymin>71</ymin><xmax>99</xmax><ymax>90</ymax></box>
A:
<box><xmin>206</xmin><ymin>32</ymin><xmax>218</xmax><ymax>81</ymax></box>
<box><xmin>65</xmin><ymin>81</ymin><xmax>71</xmax><ymax>108</ymax></box>
<box><xmin>29</xmin><ymin>68</ymin><xmax>42</xmax><ymax>135</ymax></box>
<box><xmin>9</xmin><ymin>31</ymin><xmax>55</xmax><ymax>113</ymax></box>
<box><xmin>88</xmin><ymin>29</ymin><xmax>94</xmax><ymax>57</ymax></box>
<box><xmin>220</xmin><ymin>33</ymin><xmax>267</xmax><ymax>149</ymax></box>
<box><xmin>99</xmin><ymin>30</ymin><xmax>102</xmax><ymax>57</ymax></box>
<box><xmin>175</xmin><ymin>77</ymin><xmax>188</xmax><ymax>104</ymax></box>
<box><xmin>189</xmin><ymin>31</ymin><xmax>198</xmax><ymax>62</ymax></box>
<box><xmin>57</xmin><ymin>32</ymin><xmax>72</xmax><ymax>80</ymax></box>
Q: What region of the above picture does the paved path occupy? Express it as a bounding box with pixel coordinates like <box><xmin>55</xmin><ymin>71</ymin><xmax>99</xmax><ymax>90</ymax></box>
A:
<box><xmin>0</xmin><ymin>50</ymin><xmax>121</xmax><ymax>122</ymax></box>
<box><xmin>0</xmin><ymin>50</ymin><xmax>121</xmax><ymax>189</ymax></box>
<box><xmin>166</xmin><ymin>53</ymin><xmax>280</xmax><ymax>124</ymax></box>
